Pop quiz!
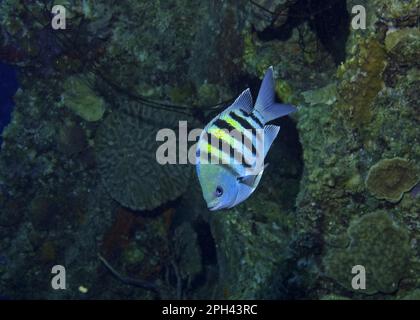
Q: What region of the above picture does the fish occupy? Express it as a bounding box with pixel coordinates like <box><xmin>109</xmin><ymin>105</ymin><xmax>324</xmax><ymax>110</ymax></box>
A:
<box><xmin>195</xmin><ymin>66</ymin><xmax>296</xmax><ymax>211</ymax></box>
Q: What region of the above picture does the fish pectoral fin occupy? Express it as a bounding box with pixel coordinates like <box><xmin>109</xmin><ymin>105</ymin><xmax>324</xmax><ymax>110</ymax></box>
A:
<box><xmin>237</xmin><ymin>162</ymin><xmax>267</xmax><ymax>187</ymax></box>
<box><xmin>237</xmin><ymin>171</ymin><xmax>261</xmax><ymax>187</ymax></box>
<box><xmin>237</xmin><ymin>174</ymin><xmax>257</xmax><ymax>187</ymax></box>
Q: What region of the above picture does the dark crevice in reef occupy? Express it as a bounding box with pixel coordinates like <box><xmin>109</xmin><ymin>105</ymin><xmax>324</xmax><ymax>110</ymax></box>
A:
<box><xmin>0</xmin><ymin>62</ymin><xmax>19</xmax><ymax>147</ymax></box>
<box><xmin>269</xmin><ymin>116</ymin><xmax>304</xmax><ymax>211</ymax></box>
<box><xmin>188</xmin><ymin>219</ymin><xmax>218</xmax><ymax>291</ymax></box>
<box><xmin>194</xmin><ymin>219</ymin><xmax>218</xmax><ymax>266</ymax></box>
<box><xmin>255</xmin><ymin>0</ymin><xmax>350</xmax><ymax>64</ymax></box>
<box><xmin>235</xmin><ymin>73</ymin><xmax>304</xmax><ymax>211</ymax></box>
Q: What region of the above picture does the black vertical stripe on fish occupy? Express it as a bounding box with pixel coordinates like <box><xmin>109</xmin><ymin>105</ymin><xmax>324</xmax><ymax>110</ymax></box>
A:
<box><xmin>213</xmin><ymin>118</ymin><xmax>236</xmax><ymax>132</ymax></box>
<box><xmin>212</xmin><ymin>118</ymin><xmax>256</xmax><ymax>156</ymax></box>
<box><xmin>229</xmin><ymin>110</ymin><xmax>255</xmax><ymax>130</ymax></box>
<box><xmin>205</xmin><ymin>128</ymin><xmax>256</xmax><ymax>170</ymax></box>
<box><xmin>238</xmin><ymin>109</ymin><xmax>264</xmax><ymax>128</ymax></box>
<box><xmin>228</xmin><ymin>112</ymin><xmax>259</xmax><ymax>156</ymax></box>
<box><xmin>249</xmin><ymin>111</ymin><xmax>264</xmax><ymax>128</ymax></box>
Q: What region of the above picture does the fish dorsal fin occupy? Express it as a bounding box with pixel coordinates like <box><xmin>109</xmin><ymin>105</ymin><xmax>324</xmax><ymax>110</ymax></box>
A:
<box><xmin>222</xmin><ymin>88</ymin><xmax>253</xmax><ymax>116</ymax></box>
<box><xmin>263</xmin><ymin>125</ymin><xmax>280</xmax><ymax>158</ymax></box>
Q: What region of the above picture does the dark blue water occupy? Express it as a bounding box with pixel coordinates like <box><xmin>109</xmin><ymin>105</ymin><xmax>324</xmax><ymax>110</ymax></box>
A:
<box><xmin>0</xmin><ymin>62</ymin><xmax>18</xmax><ymax>146</ymax></box>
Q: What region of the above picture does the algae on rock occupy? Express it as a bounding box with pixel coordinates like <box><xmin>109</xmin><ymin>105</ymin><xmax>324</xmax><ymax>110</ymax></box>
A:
<box><xmin>62</xmin><ymin>75</ymin><xmax>105</xmax><ymax>122</ymax></box>
<box><xmin>324</xmin><ymin>211</ymin><xmax>411</xmax><ymax>294</ymax></box>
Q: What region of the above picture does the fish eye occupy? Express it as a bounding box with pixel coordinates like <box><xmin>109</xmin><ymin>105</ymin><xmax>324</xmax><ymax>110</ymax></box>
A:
<box><xmin>215</xmin><ymin>186</ymin><xmax>223</xmax><ymax>197</ymax></box>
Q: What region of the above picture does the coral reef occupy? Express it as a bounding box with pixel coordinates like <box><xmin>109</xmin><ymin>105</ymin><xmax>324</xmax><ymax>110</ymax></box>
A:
<box><xmin>0</xmin><ymin>0</ymin><xmax>419</xmax><ymax>300</ymax></box>
<box><xmin>294</xmin><ymin>0</ymin><xmax>420</xmax><ymax>300</ymax></box>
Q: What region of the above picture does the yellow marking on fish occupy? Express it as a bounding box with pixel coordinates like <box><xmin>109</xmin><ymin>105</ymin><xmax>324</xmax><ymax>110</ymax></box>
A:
<box><xmin>208</xmin><ymin>127</ymin><xmax>234</xmax><ymax>147</ymax></box>
<box><xmin>224</xmin><ymin>116</ymin><xmax>243</xmax><ymax>132</ymax></box>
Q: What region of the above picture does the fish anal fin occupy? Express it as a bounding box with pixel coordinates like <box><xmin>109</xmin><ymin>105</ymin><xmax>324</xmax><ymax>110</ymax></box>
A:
<box><xmin>263</xmin><ymin>125</ymin><xmax>280</xmax><ymax>158</ymax></box>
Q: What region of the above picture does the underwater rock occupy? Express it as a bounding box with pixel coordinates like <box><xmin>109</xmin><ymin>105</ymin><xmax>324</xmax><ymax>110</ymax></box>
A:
<box><xmin>375</xmin><ymin>0</ymin><xmax>420</xmax><ymax>29</ymax></box>
<box><xmin>62</xmin><ymin>75</ymin><xmax>105</xmax><ymax>122</ymax></box>
<box><xmin>320</xmin><ymin>294</ymin><xmax>351</xmax><ymax>300</ymax></box>
<box><xmin>301</xmin><ymin>83</ymin><xmax>337</xmax><ymax>107</ymax></box>
<box><xmin>249</xmin><ymin>0</ymin><xmax>296</xmax><ymax>32</ymax></box>
<box><xmin>197</xmin><ymin>83</ymin><xmax>221</xmax><ymax>106</ymax></box>
<box><xmin>399</xmin><ymin>289</ymin><xmax>420</xmax><ymax>300</ymax></box>
<box><xmin>385</xmin><ymin>28</ymin><xmax>420</xmax><ymax>65</ymax></box>
<box><xmin>121</xmin><ymin>243</ymin><xmax>145</xmax><ymax>272</ymax></box>
<box><xmin>324</xmin><ymin>211</ymin><xmax>411</xmax><ymax>294</ymax></box>
<box><xmin>336</xmin><ymin>37</ymin><xmax>387</xmax><ymax>131</ymax></box>
<box><xmin>365</xmin><ymin>157</ymin><xmax>418</xmax><ymax>203</ymax></box>
<box><xmin>295</xmin><ymin>0</ymin><xmax>420</xmax><ymax>298</ymax></box>
<box><xmin>29</xmin><ymin>195</ymin><xmax>60</xmax><ymax>232</ymax></box>
<box><xmin>38</xmin><ymin>241</ymin><xmax>57</xmax><ymax>265</ymax></box>
<box><xmin>211</xmin><ymin>196</ymin><xmax>294</xmax><ymax>299</ymax></box>
<box><xmin>56</xmin><ymin>122</ymin><xmax>88</xmax><ymax>156</ymax></box>
<box><xmin>173</xmin><ymin>223</ymin><xmax>203</xmax><ymax>284</ymax></box>
<box><xmin>243</xmin><ymin>22</ymin><xmax>336</xmax><ymax>94</ymax></box>
<box><xmin>95</xmin><ymin>103</ymin><xmax>192</xmax><ymax>211</ymax></box>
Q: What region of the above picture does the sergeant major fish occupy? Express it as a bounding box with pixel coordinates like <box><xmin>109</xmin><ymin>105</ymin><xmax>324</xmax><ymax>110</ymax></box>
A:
<box><xmin>195</xmin><ymin>66</ymin><xmax>296</xmax><ymax>211</ymax></box>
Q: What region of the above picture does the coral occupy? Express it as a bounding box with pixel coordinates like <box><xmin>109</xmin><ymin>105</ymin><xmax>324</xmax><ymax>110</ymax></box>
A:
<box><xmin>1</xmin><ymin>0</ymin><xmax>419</xmax><ymax>300</ymax></box>
<box><xmin>336</xmin><ymin>37</ymin><xmax>387</xmax><ymax>132</ymax></box>
<box><xmin>62</xmin><ymin>75</ymin><xmax>105</xmax><ymax>122</ymax></box>
<box><xmin>294</xmin><ymin>2</ymin><xmax>420</xmax><ymax>298</ymax></box>
<box><xmin>365</xmin><ymin>158</ymin><xmax>418</xmax><ymax>203</ymax></box>
<box><xmin>324</xmin><ymin>211</ymin><xmax>411</xmax><ymax>294</ymax></box>
<box><xmin>95</xmin><ymin>103</ymin><xmax>192</xmax><ymax>210</ymax></box>
<box><xmin>385</xmin><ymin>28</ymin><xmax>420</xmax><ymax>65</ymax></box>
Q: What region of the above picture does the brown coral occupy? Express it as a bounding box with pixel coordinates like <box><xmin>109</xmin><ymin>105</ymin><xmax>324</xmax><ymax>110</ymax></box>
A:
<box><xmin>95</xmin><ymin>102</ymin><xmax>192</xmax><ymax>211</ymax></box>
<box><xmin>366</xmin><ymin>157</ymin><xmax>418</xmax><ymax>202</ymax></box>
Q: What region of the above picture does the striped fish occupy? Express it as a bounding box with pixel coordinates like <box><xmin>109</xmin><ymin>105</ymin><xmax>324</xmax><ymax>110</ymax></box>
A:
<box><xmin>196</xmin><ymin>66</ymin><xmax>296</xmax><ymax>211</ymax></box>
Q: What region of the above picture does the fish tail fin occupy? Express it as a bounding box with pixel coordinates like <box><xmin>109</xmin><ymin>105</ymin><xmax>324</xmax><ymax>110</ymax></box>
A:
<box><xmin>255</xmin><ymin>66</ymin><xmax>296</xmax><ymax>123</ymax></box>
